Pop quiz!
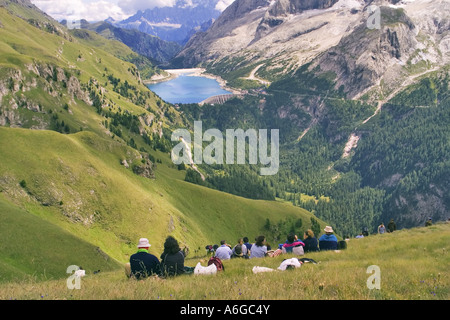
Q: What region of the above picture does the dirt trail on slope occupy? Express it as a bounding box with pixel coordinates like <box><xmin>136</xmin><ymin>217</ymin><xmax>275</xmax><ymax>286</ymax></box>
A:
<box><xmin>241</xmin><ymin>64</ymin><xmax>271</xmax><ymax>86</ymax></box>
<box><xmin>362</xmin><ymin>67</ymin><xmax>441</xmax><ymax>124</ymax></box>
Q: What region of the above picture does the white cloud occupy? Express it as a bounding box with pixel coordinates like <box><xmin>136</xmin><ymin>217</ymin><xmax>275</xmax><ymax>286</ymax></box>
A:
<box><xmin>30</xmin><ymin>0</ymin><xmax>236</xmax><ymax>22</ymax></box>
<box><xmin>31</xmin><ymin>0</ymin><xmax>131</xmax><ymax>21</ymax></box>
<box><xmin>117</xmin><ymin>0</ymin><xmax>177</xmax><ymax>15</ymax></box>
<box><xmin>215</xmin><ymin>0</ymin><xmax>235</xmax><ymax>12</ymax></box>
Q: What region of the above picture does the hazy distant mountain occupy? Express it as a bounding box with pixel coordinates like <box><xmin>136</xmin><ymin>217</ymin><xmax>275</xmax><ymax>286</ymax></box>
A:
<box><xmin>62</xmin><ymin>19</ymin><xmax>182</xmax><ymax>64</ymax></box>
<box><xmin>112</xmin><ymin>0</ymin><xmax>226</xmax><ymax>45</ymax></box>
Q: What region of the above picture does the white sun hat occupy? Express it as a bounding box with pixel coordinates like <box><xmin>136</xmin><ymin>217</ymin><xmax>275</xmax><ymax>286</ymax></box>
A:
<box><xmin>137</xmin><ymin>238</ymin><xmax>151</xmax><ymax>248</ymax></box>
<box><xmin>324</xmin><ymin>226</ymin><xmax>334</xmax><ymax>233</ymax></box>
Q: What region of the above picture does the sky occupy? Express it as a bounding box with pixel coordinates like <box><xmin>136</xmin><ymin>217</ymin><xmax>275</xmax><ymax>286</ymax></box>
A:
<box><xmin>30</xmin><ymin>0</ymin><xmax>236</xmax><ymax>22</ymax></box>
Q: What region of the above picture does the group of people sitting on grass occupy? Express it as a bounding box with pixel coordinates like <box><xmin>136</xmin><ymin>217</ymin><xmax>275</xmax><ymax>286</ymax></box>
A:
<box><xmin>126</xmin><ymin>226</ymin><xmax>342</xmax><ymax>280</ymax></box>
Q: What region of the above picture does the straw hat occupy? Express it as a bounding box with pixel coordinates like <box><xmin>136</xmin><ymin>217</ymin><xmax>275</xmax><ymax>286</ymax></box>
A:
<box><xmin>324</xmin><ymin>226</ymin><xmax>334</xmax><ymax>233</ymax></box>
<box><xmin>137</xmin><ymin>238</ymin><xmax>151</xmax><ymax>248</ymax></box>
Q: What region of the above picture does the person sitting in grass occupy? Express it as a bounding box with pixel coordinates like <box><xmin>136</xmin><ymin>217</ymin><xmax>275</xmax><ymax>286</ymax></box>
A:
<box><xmin>231</xmin><ymin>238</ymin><xmax>248</xmax><ymax>256</ymax></box>
<box><xmin>231</xmin><ymin>243</ymin><xmax>249</xmax><ymax>259</ymax></box>
<box><xmin>160</xmin><ymin>236</ymin><xmax>194</xmax><ymax>277</ymax></box>
<box><xmin>243</xmin><ymin>237</ymin><xmax>252</xmax><ymax>255</ymax></box>
<box><xmin>319</xmin><ymin>226</ymin><xmax>338</xmax><ymax>251</ymax></box>
<box><xmin>214</xmin><ymin>240</ymin><xmax>233</xmax><ymax>260</ymax></box>
<box><xmin>281</xmin><ymin>232</ymin><xmax>305</xmax><ymax>255</ymax></box>
<box><xmin>303</xmin><ymin>229</ymin><xmax>319</xmax><ymax>253</ymax></box>
<box><xmin>250</xmin><ymin>235</ymin><xmax>268</xmax><ymax>259</ymax></box>
<box><xmin>128</xmin><ymin>238</ymin><xmax>161</xmax><ymax>280</ymax></box>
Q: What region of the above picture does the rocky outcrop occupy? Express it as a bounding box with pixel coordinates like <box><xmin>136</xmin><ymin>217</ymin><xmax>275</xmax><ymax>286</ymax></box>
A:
<box><xmin>0</xmin><ymin>69</ymin><xmax>42</xmax><ymax>127</ymax></box>
<box><xmin>132</xmin><ymin>160</ymin><xmax>156</xmax><ymax>179</ymax></box>
<box><xmin>67</xmin><ymin>75</ymin><xmax>91</xmax><ymax>104</ymax></box>
<box><xmin>268</xmin><ymin>0</ymin><xmax>338</xmax><ymax>16</ymax></box>
<box><xmin>310</xmin><ymin>2</ymin><xmax>450</xmax><ymax>98</ymax></box>
<box><xmin>255</xmin><ymin>0</ymin><xmax>339</xmax><ymax>40</ymax></box>
<box><xmin>0</xmin><ymin>63</ymin><xmax>92</xmax><ymax>129</ymax></box>
<box><xmin>176</xmin><ymin>0</ymin><xmax>364</xmax><ymax>74</ymax></box>
<box><xmin>121</xmin><ymin>153</ymin><xmax>156</xmax><ymax>180</ymax></box>
<box><xmin>311</xmin><ymin>7</ymin><xmax>418</xmax><ymax>98</ymax></box>
<box><xmin>210</xmin><ymin>0</ymin><xmax>271</xmax><ymax>30</ymax></box>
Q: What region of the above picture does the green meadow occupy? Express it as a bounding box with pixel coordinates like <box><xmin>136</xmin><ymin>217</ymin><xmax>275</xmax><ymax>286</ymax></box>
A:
<box><xmin>0</xmin><ymin>222</ymin><xmax>448</xmax><ymax>300</ymax></box>
<box><xmin>0</xmin><ymin>126</ymin><xmax>325</xmax><ymax>283</ymax></box>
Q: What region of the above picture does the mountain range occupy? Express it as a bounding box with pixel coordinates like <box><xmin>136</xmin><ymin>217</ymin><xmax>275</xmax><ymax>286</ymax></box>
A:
<box><xmin>177</xmin><ymin>0</ymin><xmax>450</xmax><ymax>88</ymax></box>
<box><xmin>109</xmin><ymin>0</ymin><xmax>225</xmax><ymax>45</ymax></box>
<box><xmin>62</xmin><ymin>19</ymin><xmax>183</xmax><ymax>65</ymax></box>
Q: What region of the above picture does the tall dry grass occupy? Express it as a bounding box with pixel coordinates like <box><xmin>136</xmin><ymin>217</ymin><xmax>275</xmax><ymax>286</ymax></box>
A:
<box><xmin>1</xmin><ymin>223</ymin><xmax>448</xmax><ymax>300</ymax></box>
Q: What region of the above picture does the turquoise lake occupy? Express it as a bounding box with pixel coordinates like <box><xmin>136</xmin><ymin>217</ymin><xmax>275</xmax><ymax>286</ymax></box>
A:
<box><xmin>148</xmin><ymin>73</ymin><xmax>232</xmax><ymax>104</ymax></box>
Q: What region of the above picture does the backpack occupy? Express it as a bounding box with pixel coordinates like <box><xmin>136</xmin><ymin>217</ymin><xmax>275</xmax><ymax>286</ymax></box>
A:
<box><xmin>338</xmin><ymin>240</ymin><xmax>347</xmax><ymax>250</ymax></box>
<box><xmin>207</xmin><ymin>256</ymin><xmax>224</xmax><ymax>272</ymax></box>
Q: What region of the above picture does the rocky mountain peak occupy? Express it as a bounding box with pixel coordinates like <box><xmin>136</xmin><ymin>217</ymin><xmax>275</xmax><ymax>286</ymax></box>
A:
<box><xmin>114</xmin><ymin>0</ymin><xmax>224</xmax><ymax>44</ymax></box>
<box><xmin>255</xmin><ymin>0</ymin><xmax>339</xmax><ymax>40</ymax></box>
<box><xmin>269</xmin><ymin>0</ymin><xmax>339</xmax><ymax>16</ymax></box>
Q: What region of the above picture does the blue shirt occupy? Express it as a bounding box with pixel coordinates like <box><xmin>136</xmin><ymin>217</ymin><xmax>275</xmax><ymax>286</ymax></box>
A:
<box><xmin>215</xmin><ymin>245</ymin><xmax>232</xmax><ymax>260</ymax></box>
<box><xmin>319</xmin><ymin>234</ymin><xmax>338</xmax><ymax>242</ymax></box>
<box><xmin>319</xmin><ymin>234</ymin><xmax>338</xmax><ymax>251</ymax></box>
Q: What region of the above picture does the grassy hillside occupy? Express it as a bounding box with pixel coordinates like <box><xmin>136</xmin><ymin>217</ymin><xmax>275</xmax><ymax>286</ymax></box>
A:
<box><xmin>0</xmin><ymin>2</ymin><xmax>327</xmax><ymax>285</ymax></box>
<box><xmin>0</xmin><ymin>194</ymin><xmax>121</xmax><ymax>283</ymax></box>
<box><xmin>0</xmin><ymin>222</ymin><xmax>448</xmax><ymax>300</ymax></box>
<box><xmin>0</xmin><ymin>126</ymin><xmax>324</xmax><ymax>282</ymax></box>
<box><xmin>0</xmin><ymin>5</ymin><xmax>174</xmax><ymax>133</ymax></box>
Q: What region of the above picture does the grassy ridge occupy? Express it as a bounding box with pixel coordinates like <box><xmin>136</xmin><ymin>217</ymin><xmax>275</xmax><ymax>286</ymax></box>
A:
<box><xmin>0</xmin><ymin>223</ymin><xmax>448</xmax><ymax>300</ymax></box>
<box><xmin>0</xmin><ymin>6</ymin><xmax>167</xmax><ymax>123</ymax></box>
